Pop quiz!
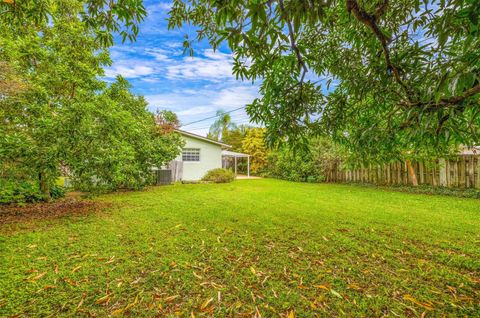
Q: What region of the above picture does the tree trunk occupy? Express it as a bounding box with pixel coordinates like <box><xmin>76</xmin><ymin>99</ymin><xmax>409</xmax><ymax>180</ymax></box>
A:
<box><xmin>39</xmin><ymin>172</ymin><xmax>51</xmax><ymax>201</ymax></box>
<box><xmin>406</xmin><ymin>160</ymin><xmax>418</xmax><ymax>186</ymax></box>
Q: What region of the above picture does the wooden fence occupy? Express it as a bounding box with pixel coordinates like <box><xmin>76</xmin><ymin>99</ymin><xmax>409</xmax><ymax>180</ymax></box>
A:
<box><xmin>326</xmin><ymin>155</ymin><xmax>480</xmax><ymax>189</ymax></box>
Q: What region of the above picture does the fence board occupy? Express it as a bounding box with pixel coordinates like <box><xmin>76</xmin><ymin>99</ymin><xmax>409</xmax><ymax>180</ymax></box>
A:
<box><xmin>327</xmin><ymin>155</ymin><xmax>479</xmax><ymax>189</ymax></box>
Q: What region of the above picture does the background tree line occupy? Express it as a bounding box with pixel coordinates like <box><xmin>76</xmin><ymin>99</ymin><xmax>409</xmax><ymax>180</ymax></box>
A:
<box><xmin>207</xmin><ymin>111</ymin><xmax>346</xmax><ymax>182</ymax></box>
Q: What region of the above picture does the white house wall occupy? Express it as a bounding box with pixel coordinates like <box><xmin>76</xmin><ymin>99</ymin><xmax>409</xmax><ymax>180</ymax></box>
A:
<box><xmin>175</xmin><ymin>135</ymin><xmax>223</xmax><ymax>181</ymax></box>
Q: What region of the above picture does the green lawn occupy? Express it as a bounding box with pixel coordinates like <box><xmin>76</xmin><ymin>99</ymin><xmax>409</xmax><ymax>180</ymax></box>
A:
<box><xmin>1</xmin><ymin>179</ymin><xmax>479</xmax><ymax>317</ymax></box>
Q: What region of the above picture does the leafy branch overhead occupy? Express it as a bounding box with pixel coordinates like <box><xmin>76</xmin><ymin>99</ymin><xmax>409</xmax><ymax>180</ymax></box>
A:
<box><xmin>0</xmin><ymin>0</ymin><xmax>147</xmax><ymax>46</ymax></box>
<box><xmin>168</xmin><ymin>0</ymin><xmax>480</xmax><ymax>161</ymax></box>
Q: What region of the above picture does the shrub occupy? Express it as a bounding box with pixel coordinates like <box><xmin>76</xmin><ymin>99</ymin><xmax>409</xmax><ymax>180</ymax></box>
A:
<box><xmin>50</xmin><ymin>185</ymin><xmax>66</xmax><ymax>200</ymax></box>
<box><xmin>0</xmin><ymin>180</ymin><xmax>66</xmax><ymax>205</ymax></box>
<box><xmin>201</xmin><ymin>168</ymin><xmax>235</xmax><ymax>183</ymax></box>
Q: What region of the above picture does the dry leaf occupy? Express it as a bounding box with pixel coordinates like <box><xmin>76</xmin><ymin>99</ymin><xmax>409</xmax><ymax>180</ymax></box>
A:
<box><xmin>111</xmin><ymin>308</ymin><xmax>124</xmax><ymax>316</ymax></box>
<box><xmin>64</xmin><ymin>278</ymin><xmax>79</xmax><ymax>286</ymax></box>
<box><xmin>403</xmin><ymin>294</ymin><xmax>434</xmax><ymax>311</ymax></box>
<box><xmin>72</xmin><ymin>266</ymin><xmax>82</xmax><ymax>273</ymax></box>
<box><xmin>165</xmin><ymin>295</ymin><xmax>180</xmax><ymax>302</ymax></box>
<box><xmin>314</xmin><ymin>285</ymin><xmax>329</xmax><ymax>291</ymax></box>
<box><xmin>330</xmin><ymin>289</ymin><xmax>343</xmax><ymax>299</ymax></box>
<box><xmin>29</xmin><ymin>272</ymin><xmax>47</xmax><ymax>282</ymax></box>
<box><xmin>200</xmin><ymin>297</ymin><xmax>214</xmax><ymax>311</ymax></box>
<box><xmin>124</xmin><ymin>294</ymin><xmax>139</xmax><ymax>311</ymax></box>
<box><xmin>96</xmin><ymin>294</ymin><xmax>110</xmax><ymax>305</ymax></box>
<box><xmin>287</xmin><ymin>310</ymin><xmax>295</xmax><ymax>318</ymax></box>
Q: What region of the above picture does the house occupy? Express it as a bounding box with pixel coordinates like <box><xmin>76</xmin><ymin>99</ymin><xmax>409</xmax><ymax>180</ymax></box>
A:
<box><xmin>169</xmin><ymin>130</ymin><xmax>251</xmax><ymax>181</ymax></box>
<box><xmin>173</xmin><ymin>130</ymin><xmax>230</xmax><ymax>181</ymax></box>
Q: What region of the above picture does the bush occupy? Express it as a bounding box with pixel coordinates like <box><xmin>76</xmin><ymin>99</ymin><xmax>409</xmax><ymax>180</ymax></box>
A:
<box><xmin>201</xmin><ymin>168</ymin><xmax>235</xmax><ymax>183</ymax></box>
<box><xmin>0</xmin><ymin>180</ymin><xmax>66</xmax><ymax>205</ymax></box>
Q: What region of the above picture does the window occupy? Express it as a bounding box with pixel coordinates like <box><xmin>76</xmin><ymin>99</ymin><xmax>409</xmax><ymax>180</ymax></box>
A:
<box><xmin>182</xmin><ymin>148</ymin><xmax>200</xmax><ymax>162</ymax></box>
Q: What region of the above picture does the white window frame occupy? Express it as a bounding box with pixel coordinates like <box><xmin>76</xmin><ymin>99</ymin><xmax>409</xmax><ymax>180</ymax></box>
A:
<box><xmin>182</xmin><ymin>148</ymin><xmax>201</xmax><ymax>162</ymax></box>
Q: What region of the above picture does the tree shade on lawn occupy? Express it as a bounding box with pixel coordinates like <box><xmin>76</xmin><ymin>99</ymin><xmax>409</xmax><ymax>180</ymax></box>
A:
<box><xmin>1</xmin><ymin>179</ymin><xmax>479</xmax><ymax>316</ymax></box>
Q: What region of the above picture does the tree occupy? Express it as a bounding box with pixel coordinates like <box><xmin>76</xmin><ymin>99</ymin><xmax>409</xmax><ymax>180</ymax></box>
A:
<box><xmin>241</xmin><ymin>128</ymin><xmax>268</xmax><ymax>174</ymax></box>
<box><xmin>222</xmin><ymin>124</ymin><xmax>250</xmax><ymax>152</ymax></box>
<box><xmin>265</xmin><ymin>137</ymin><xmax>346</xmax><ymax>182</ymax></box>
<box><xmin>207</xmin><ymin>110</ymin><xmax>237</xmax><ymax>141</ymax></box>
<box><xmin>0</xmin><ymin>0</ymin><xmax>146</xmax><ymax>47</ymax></box>
<box><xmin>168</xmin><ymin>1</ymin><xmax>480</xmax><ymax>162</ymax></box>
<box><xmin>62</xmin><ymin>77</ymin><xmax>183</xmax><ymax>192</ymax></box>
<box><xmin>0</xmin><ymin>0</ymin><xmax>182</xmax><ymax>198</ymax></box>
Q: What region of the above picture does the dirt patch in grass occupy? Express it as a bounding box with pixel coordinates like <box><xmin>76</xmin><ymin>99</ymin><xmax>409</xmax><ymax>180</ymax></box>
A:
<box><xmin>0</xmin><ymin>198</ymin><xmax>110</xmax><ymax>225</ymax></box>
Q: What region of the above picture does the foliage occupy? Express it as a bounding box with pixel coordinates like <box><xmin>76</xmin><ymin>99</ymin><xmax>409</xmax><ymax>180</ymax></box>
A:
<box><xmin>221</xmin><ymin>124</ymin><xmax>251</xmax><ymax>152</ymax></box>
<box><xmin>265</xmin><ymin>147</ymin><xmax>320</xmax><ymax>182</ymax></box>
<box><xmin>206</xmin><ymin>110</ymin><xmax>237</xmax><ymax>141</ymax></box>
<box><xmin>0</xmin><ymin>0</ymin><xmax>182</xmax><ymax>199</ymax></box>
<box><xmin>63</xmin><ymin>77</ymin><xmax>183</xmax><ymax>193</ymax></box>
<box><xmin>2</xmin><ymin>179</ymin><xmax>479</xmax><ymax>316</ymax></box>
<box><xmin>0</xmin><ymin>180</ymin><xmax>64</xmax><ymax>205</ymax></box>
<box><xmin>168</xmin><ymin>0</ymin><xmax>480</xmax><ymax>162</ymax></box>
<box><xmin>265</xmin><ymin>137</ymin><xmax>346</xmax><ymax>182</ymax></box>
<box><xmin>241</xmin><ymin>128</ymin><xmax>268</xmax><ymax>174</ymax></box>
<box><xmin>201</xmin><ymin>168</ymin><xmax>235</xmax><ymax>183</ymax></box>
<box><xmin>0</xmin><ymin>0</ymin><xmax>146</xmax><ymax>47</ymax></box>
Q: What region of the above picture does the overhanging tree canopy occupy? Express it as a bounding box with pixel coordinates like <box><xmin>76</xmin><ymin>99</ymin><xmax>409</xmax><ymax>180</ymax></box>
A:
<box><xmin>168</xmin><ymin>0</ymin><xmax>480</xmax><ymax>162</ymax></box>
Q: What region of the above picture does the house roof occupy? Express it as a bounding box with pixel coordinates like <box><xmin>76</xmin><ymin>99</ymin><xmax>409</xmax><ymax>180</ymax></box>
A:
<box><xmin>175</xmin><ymin>129</ymin><xmax>231</xmax><ymax>148</ymax></box>
<box><xmin>222</xmin><ymin>150</ymin><xmax>250</xmax><ymax>158</ymax></box>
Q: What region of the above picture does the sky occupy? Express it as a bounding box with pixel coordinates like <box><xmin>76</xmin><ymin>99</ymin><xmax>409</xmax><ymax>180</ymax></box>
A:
<box><xmin>104</xmin><ymin>0</ymin><xmax>259</xmax><ymax>136</ymax></box>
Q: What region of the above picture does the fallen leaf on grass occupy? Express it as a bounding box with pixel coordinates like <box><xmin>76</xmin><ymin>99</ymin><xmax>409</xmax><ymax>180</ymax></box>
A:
<box><xmin>72</xmin><ymin>266</ymin><xmax>82</xmax><ymax>273</ymax></box>
<box><xmin>105</xmin><ymin>256</ymin><xmax>116</xmax><ymax>264</ymax></box>
<box><xmin>314</xmin><ymin>285</ymin><xmax>329</xmax><ymax>291</ymax></box>
<box><xmin>403</xmin><ymin>294</ymin><xmax>434</xmax><ymax>311</ymax></box>
<box><xmin>330</xmin><ymin>289</ymin><xmax>343</xmax><ymax>299</ymax></box>
<box><xmin>123</xmin><ymin>293</ymin><xmax>140</xmax><ymax>311</ymax></box>
<box><xmin>200</xmin><ymin>297</ymin><xmax>214</xmax><ymax>311</ymax></box>
<box><xmin>96</xmin><ymin>294</ymin><xmax>111</xmax><ymax>305</ymax></box>
<box><xmin>348</xmin><ymin>283</ymin><xmax>362</xmax><ymax>291</ymax></box>
<box><xmin>164</xmin><ymin>295</ymin><xmax>180</xmax><ymax>302</ymax></box>
<box><xmin>111</xmin><ymin>308</ymin><xmax>124</xmax><ymax>316</ymax></box>
<box><xmin>77</xmin><ymin>293</ymin><xmax>86</xmax><ymax>308</ymax></box>
<box><xmin>28</xmin><ymin>272</ymin><xmax>47</xmax><ymax>282</ymax></box>
<box><xmin>64</xmin><ymin>278</ymin><xmax>79</xmax><ymax>286</ymax></box>
<box><xmin>287</xmin><ymin>310</ymin><xmax>295</xmax><ymax>318</ymax></box>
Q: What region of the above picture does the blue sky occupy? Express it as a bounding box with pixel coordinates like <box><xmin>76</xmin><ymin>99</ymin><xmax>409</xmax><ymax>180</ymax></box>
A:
<box><xmin>104</xmin><ymin>1</ymin><xmax>259</xmax><ymax>136</ymax></box>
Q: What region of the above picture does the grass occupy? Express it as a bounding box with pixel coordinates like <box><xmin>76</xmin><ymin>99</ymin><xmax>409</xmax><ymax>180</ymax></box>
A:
<box><xmin>1</xmin><ymin>179</ymin><xmax>479</xmax><ymax>317</ymax></box>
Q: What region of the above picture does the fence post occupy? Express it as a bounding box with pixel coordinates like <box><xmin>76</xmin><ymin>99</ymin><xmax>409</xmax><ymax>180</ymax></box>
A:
<box><xmin>439</xmin><ymin>159</ymin><xmax>447</xmax><ymax>187</ymax></box>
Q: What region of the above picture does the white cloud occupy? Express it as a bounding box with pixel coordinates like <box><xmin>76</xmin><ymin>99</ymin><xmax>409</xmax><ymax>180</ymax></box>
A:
<box><xmin>212</xmin><ymin>86</ymin><xmax>258</xmax><ymax>108</ymax></box>
<box><xmin>144</xmin><ymin>48</ymin><xmax>172</xmax><ymax>61</ymax></box>
<box><xmin>165</xmin><ymin>51</ymin><xmax>234</xmax><ymax>81</ymax></box>
<box><xmin>176</xmin><ymin>106</ymin><xmax>215</xmax><ymax>116</ymax></box>
<box><xmin>106</xmin><ymin>48</ymin><xmax>235</xmax><ymax>82</ymax></box>
<box><xmin>104</xmin><ymin>64</ymin><xmax>155</xmax><ymax>78</ymax></box>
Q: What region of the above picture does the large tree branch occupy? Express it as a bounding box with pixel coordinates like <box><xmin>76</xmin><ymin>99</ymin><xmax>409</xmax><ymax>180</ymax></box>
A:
<box><xmin>347</xmin><ymin>0</ymin><xmax>480</xmax><ymax>109</ymax></box>
<box><xmin>439</xmin><ymin>83</ymin><xmax>480</xmax><ymax>105</ymax></box>
<box><xmin>346</xmin><ymin>0</ymin><xmax>412</xmax><ymax>100</ymax></box>
<box><xmin>278</xmin><ymin>0</ymin><xmax>308</xmax><ymax>83</ymax></box>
